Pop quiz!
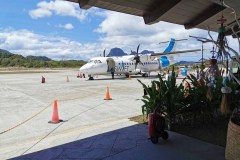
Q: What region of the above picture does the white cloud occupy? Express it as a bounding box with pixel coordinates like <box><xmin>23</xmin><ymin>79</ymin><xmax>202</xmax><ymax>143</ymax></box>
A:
<box><xmin>29</xmin><ymin>8</ymin><xmax>52</xmax><ymax>19</ymax></box>
<box><xmin>64</xmin><ymin>23</ymin><xmax>74</xmax><ymax>30</ymax></box>
<box><xmin>1</xmin><ymin>10</ymin><xmax>239</xmax><ymax>62</ymax></box>
<box><xmin>29</xmin><ymin>0</ymin><xmax>88</xmax><ymax>21</ymax></box>
<box><xmin>0</xmin><ymin>28</ymin><xmax>103</xmax><ymax>60</ymax></box>
<box><xmin>94</xmin><ymin>11</ymin><xmax>239</xmax><ymax>61</ymax></box>
<box><xmin>57</xmin><ymin>23</ymin><xmax>74</xmax><ymax>30</ymax></box>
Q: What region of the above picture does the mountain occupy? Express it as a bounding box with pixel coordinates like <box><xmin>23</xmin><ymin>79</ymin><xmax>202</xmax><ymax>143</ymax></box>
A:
<box><xmin>140</xmin><ymin>50</ymin><xmax>154</xmax><ymax>55</ymax></box>
<box><xmin>0</xmin><ymin>49</ymin><xmax>86</xmax><ymax>68</ymax></box>
<box><xmin>107</xmin><ymin>48</ymin><xmax>127</xmax><ymax>57</ymax></box>
<box><xmin>26</xmin><ymin>55</ymin><xmax>52</xmax><ymax>61</ymax></box>
<box><xmin>175</xmin><ymin>61</ymin><xmax>201</xmax><ymax>65</ymax></box>
<box><xmin>130</xmin><ymin>50</ymin><xmax>155</xmax><ymax>55</ymax></box>
<box><xmin>0</xmin><ymin>49</ymin><xmax>11</xmax><ymax>54</ymax></box>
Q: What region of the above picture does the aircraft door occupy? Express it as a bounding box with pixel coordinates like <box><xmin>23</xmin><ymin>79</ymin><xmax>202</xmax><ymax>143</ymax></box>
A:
<box><xmin>106</xmin><ymin>58</ymin><xmax>115</xmax><ymax>72</ymax></box>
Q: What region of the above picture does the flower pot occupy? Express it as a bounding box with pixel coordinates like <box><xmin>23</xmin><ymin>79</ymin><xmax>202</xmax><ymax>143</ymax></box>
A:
<box><xmin>225</xmin><ymin>120</ymin><xmax>240</xmax><ymax>160</ymax></box>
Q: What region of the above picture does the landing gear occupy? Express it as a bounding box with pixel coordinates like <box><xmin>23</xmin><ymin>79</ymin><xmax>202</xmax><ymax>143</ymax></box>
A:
<box><xmin>142</xmin><ymin>73</ymin><xmax>149</xmax><ymax>77</ymax></box>
<box><xmin>88</xmin><ymin>76</ymin><xmax>94</xmax><ymax>80</ymax></box>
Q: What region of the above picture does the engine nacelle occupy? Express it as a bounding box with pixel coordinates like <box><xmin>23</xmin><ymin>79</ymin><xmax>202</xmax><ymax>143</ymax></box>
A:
<box><xmin>140</xmin><ymin>54</ymin><xmax>155</xmax><ymax>61</ymax></box>
<box><xmin>135</xmin><ymin>68</ymin><xmax>141</xmax><ymax>74</ymax></box>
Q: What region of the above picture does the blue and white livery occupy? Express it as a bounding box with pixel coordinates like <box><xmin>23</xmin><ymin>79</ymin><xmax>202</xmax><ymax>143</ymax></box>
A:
<box><xmin>80</xmin><ymin>39</ymin><xmax>200</xmax><ymax>80</ymax></box>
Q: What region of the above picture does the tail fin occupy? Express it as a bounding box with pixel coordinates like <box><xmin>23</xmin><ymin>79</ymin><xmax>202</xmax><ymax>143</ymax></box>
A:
<box><xmin>163</xmin><ymin>38</ymin><xmax>176</xmax><ymax>53</ymax></box>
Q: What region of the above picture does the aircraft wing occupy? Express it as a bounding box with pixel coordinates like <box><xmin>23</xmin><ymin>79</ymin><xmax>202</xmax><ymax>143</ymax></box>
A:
<box><xmin>151</xmin><ymin>49</ymin><xmax>201</xmax><ymax>58</ymax></box>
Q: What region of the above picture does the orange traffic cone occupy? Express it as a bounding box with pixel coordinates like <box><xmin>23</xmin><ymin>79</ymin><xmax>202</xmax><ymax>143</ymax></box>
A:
<box><xmin>48</xmin><ymin>100</ymin><xmax>62</xmax><ymax>124</ymax></box>
<box><xmin>66</xmin><ymin>75</ymin><xmax>69</xmax><ymax>82</ymax></box>
<box><xmin>128</xmin><ymin>74</ymin><xmax>131</xmax><ymax>80</ymax></box>
<box><xmin>104</xmin><ymin>85</ymin><xmax>112</xmax><ymax>100</ymax></box>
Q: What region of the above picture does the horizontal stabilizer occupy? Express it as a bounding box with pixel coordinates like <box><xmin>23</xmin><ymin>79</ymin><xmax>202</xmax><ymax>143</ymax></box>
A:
<box><xmin>151</xmin><ymin>49</ymin><xmax>201</xmax><ymax>58</ymax></box>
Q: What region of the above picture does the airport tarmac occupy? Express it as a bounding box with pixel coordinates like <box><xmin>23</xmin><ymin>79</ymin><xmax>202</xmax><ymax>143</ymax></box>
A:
<box><xmin>0</xmin><ymin>70</ymin><xmax>224</xmax><ymax>160</ymax></box>
<box><xmin>0</xmin><ymin>70</ymin><xmax>154</xmax><ymax>158</ymax></box>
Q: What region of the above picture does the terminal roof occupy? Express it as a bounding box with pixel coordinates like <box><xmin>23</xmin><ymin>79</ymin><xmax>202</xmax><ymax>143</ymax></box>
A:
<box><xmin>66</xmin><ymin>0</ymin><xmax>240</xmax><ymax>37</ymax></box>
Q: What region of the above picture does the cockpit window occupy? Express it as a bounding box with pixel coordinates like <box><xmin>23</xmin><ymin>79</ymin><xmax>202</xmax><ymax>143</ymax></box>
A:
<box><xmin>89</xmin><ymin>60</ymin><xmax>102</xmax><ymax>64</ymax></box>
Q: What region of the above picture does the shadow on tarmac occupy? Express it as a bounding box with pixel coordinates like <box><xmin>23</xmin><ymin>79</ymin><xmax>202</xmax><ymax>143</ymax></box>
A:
<box><xmin>12</xmin><ymin>123</ymin><xmax>224</xmax><ymax>160</ymax></box>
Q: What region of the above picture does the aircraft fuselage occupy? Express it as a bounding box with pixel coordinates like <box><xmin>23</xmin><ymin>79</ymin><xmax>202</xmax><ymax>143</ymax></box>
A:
<box><xmin>79</xmin><ymin>54</ymin><xmax>171</xmax><ymax>78</ymax></box>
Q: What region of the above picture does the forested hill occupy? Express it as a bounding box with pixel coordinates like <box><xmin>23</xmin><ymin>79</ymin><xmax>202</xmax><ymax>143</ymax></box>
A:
<box><xmin>0</xmin><ymin>51</ymin><xmax>86</xmax><ymax>68</ymax></box>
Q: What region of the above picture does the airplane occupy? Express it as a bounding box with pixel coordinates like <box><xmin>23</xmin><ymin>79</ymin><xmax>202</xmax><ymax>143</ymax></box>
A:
<box><xmin>79</xmin><ymin>38</ymin><xmax>201</xmax><ymax>80</ymax></box>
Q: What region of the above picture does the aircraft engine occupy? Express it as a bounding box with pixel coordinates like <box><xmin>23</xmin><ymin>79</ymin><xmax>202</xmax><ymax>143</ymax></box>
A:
<box><xmin>135</xmin><ymin>68</ymin><xmax>141</xmax><ymax>74</ymax></box>
<box><xmin>140</xmin><ymin>54</ymin><xmax>153</xmax><ymax>61</ymax></box>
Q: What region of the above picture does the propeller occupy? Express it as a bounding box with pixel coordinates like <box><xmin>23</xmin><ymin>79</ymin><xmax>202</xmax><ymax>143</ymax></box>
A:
<box><xmin>133</xmin><ymin>44</ymin><xmax>141</xmax><ymax>70</ymax></box>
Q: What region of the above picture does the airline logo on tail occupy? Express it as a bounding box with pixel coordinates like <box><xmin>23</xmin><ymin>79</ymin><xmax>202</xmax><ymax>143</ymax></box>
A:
<box><xmin>163</xmin><ymin>38</ymin><xmax>176</xmax><ymax>53</ymax></box>
<box><xmin>160</xmin><ymin>38</ymin><xmax>175</xmax><ymax>67</ymax></box>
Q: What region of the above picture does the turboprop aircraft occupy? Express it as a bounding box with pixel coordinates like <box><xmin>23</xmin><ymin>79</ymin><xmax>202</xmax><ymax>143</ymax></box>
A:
<box><xmin>79</xmin><ymin>38</ymin><xmax>201</xmax><ymax>80</ymax></box>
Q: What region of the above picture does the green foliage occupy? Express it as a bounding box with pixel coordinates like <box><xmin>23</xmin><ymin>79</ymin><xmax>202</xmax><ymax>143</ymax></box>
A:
<box><xmin>26</xmin><ymin>56</ymin><xmax>51</xmax><ymax>61</ymax></box>
<box><xmin>138</xmin><ymin>68</ymin><xmax>185</xmax><ymax>130</ymax></box>
<box><xmin>138</xmin><ymin>67</ymin><xmax>240</xmax><ymax>130</ymax></box>
<box><xmin>169</xmin><ymin>64</ymin><xmax>179</xmax><ymax>71</ymax></box>
<box><xmin>0</xmin><ymin>52</ymin><xmax>86</xmax><ymax>68</ymax></box>
<box><xmin>182</xmin><ymin>74</ymin><xmax>211</xmax><ymax>124</ymax></box>
<box><xmin>182</xmin><ymin>74</ymin><xmax>239</xmax><ymax>124</ymax></box>
<box><xmin>200</xmin><ymin>64</ymin><xmax>206</xmax><ymax>70</ymax></box>
<box><xmin>228</xmin><ymin>79</ymin><xmax>240</xmax><ymax>111</ymax></box>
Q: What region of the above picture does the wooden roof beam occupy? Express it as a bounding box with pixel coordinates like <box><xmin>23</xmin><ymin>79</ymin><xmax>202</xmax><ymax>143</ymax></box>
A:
<box><xmin>143</xmin><ymin>0</ymin><xmax>181</xmax><ymax>25</ymax></box>
<box><xmin>78</xmin><ymin>0</ymin><xmax>97</xmax><ymax>9</ymax></box>
<box><xmin>184</xmin><ymin>3</ymin><xmax>225</xmax><ymax>29</ymax></box>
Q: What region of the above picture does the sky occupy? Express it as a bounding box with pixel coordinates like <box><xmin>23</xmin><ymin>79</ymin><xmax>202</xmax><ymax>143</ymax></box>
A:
<box><xmin>0</xmin><ymin>0</ymin><xmax>239</xmax><ymax>61</ymax></box>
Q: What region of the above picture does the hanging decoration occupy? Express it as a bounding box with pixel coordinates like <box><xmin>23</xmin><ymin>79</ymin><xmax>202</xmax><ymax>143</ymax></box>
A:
<box><xmin>208</xmin><ymin>47</ymin><xmax>220</xmax><ymax>80</ymax></box>
<box><xmin>220</xmin><ymin>77</ymin><xmax>232</xmax><ymax>115</ymax></box>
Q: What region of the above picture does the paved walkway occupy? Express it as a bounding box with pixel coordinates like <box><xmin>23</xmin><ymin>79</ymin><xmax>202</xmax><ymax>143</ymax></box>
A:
<box><xmin>11</xmin><ymin>120</ymin><xmax>225</xmax><ymax>160</ymax></box>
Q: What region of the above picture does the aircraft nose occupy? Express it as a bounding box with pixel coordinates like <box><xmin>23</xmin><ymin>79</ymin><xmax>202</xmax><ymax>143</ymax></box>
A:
<box><xmin>79</xmin><ymin>64</ymin><xmax>88</xmax><ymax>74</ymax></box>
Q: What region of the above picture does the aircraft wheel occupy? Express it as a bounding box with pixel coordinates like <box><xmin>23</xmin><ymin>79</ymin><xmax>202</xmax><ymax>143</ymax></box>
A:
<box><xmin>89</xmin><ymin>77</ymin><xmax>94</xmax><ymax>80</ymax></box>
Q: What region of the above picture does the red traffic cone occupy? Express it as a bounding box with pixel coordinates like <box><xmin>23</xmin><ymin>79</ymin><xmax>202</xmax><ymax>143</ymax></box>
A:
<box><xmin>128</xmin><ymin>74</ymin><xmax>131</xmax><ymax>80</ymax></box>
<box><xmin>41</xmin><ymin>76</ymin><xmax>45</xmax><ymax>83</ymax></box>
<box><xmin>66</xmin><ymin>75</ymin><xmax>70</xmax><ymax>82</ymax></box>
<box><xmin>48</xmin><ymin>100</ymin><xmax>62</xmax><ymax>124</ymax></box>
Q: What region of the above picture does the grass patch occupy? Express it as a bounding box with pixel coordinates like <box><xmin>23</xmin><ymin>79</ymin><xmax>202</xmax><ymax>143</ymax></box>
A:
<box><xmin>129</xmin><ymin>115</ymin><xmax>148</xmax><ymax>125</ymax></box>
<box><xmin>129</xmin><ymin>115</ymin><xmax>228</xmax><ymax>147</ymax></box>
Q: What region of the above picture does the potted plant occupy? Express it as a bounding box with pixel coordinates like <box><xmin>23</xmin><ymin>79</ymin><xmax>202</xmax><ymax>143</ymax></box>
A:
<box><xmin>138</xmin><ymin>68</ymin><xmax>185</xmax><ymax>130</ymax></box>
